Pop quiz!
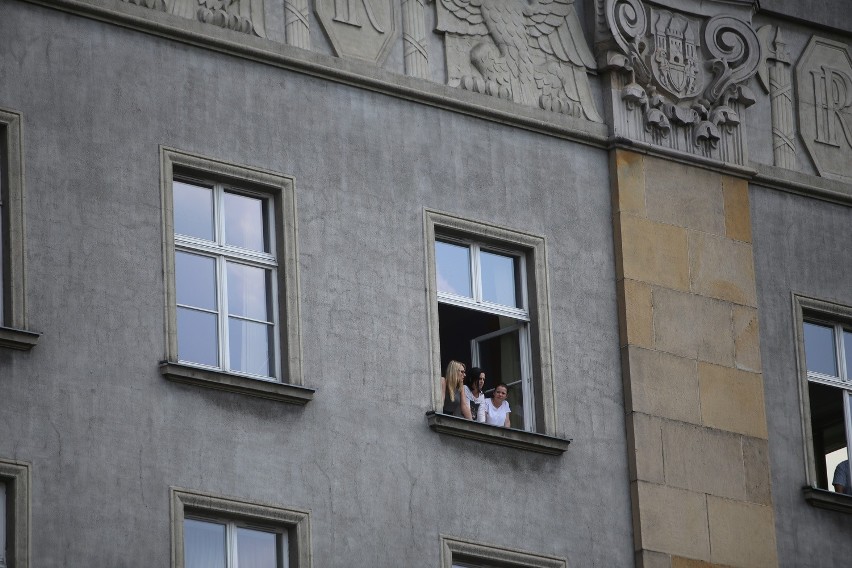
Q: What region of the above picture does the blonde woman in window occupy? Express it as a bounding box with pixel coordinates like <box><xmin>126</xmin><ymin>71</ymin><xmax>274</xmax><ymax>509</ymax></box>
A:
<box><xmin>441</xmin><ymin>360</ymin><xmax>472</xmax><ymax>419</ymax></box>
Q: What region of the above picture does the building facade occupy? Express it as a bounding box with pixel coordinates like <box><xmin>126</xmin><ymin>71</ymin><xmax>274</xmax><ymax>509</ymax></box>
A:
<box><xmin>0</xmin><ymin>0</ymin><xmax>850</xmax><ymax>565</ymax></box>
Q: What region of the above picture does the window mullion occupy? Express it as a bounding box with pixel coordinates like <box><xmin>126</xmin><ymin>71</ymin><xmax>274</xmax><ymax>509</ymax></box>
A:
<box><xmin>838</xmin><ymin>324</ymin><xmax>849</xmax><ymax>383</ymax></box>
<box><xmin>471</xmin><ymin>244</ymin><xmax>482</xmax><ymax>304</ymax></box>
<box><xmin>215</xmin><ymin>185</ymin><xmax>229</xmax><ymax>373</ymax></box>
<box><xmin>227</xmin><ymin>521</ymin><xmax>237</xmax><ymax>568</ymax></box>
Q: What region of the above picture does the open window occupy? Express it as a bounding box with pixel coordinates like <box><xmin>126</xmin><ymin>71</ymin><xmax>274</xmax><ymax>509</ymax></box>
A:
<box><xmin>425</xmin><ymin>210</ymin><xmax>561</xmax><ymax>444</ymax></box>
<box><xmin>795</xmin><ymin>295</ymin><xmax>852</xmax><ymax>511</ymax></box>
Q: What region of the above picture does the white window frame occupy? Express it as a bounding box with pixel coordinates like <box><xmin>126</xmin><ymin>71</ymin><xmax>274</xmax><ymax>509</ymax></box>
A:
<box><xmin>171</xmin><ymin>488</ymin><xmax>311</xmax><ymax>568</ymax></box>
<box><xmin>173</xmin><ymin>177</ymin><xmax>282</xmax><ymax>380</ymax></box>
<box><xmin>793</xmin><ymin>295</ymin><xmax>852</xmax><ymax>493</ymax></box>
<box><xmin>425</xmin><ymin>209</ymin><xmax>557</xmax><ymax>436</ymax></box>
<box><xmin>183</xmin><ymin>514</ymin><xmax>289</xmax><ymax>568</ymax></box>
<box><xmin>159</xmin><ymin>148</ymin><xmax>309</xmax><ymax>404</ymax></box>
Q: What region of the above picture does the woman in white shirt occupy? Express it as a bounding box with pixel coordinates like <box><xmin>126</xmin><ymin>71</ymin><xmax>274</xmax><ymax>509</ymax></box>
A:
<box><xmin>464</xmin><ymin>367</ymin><xmax>486</xmax><ymax>423</ymax></box>
<box><xmin>484</xmin><ymin>383</ymin><xmax>511</xmax><ymax>428</ymax></box>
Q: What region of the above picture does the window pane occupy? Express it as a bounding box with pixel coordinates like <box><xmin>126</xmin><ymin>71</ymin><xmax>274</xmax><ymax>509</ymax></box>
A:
<box><xmin>845</xmin><ymin>330</ymin><xmax>852</xmax><ymax>379</ymax></box>
<box><xmin>176</xmin><ymin>252</ymin><xmax>217</xmax><ymax>310</ymax></box>
<box><xmin>808</xmin><ymin>382</ymin><xmax>848</xmax><ymax>491</ymax></box>
<box><xmin>237</xmin><ymin>527</ymin><xmax>279</xmax><ymax>568</ymax></box>
<box><xmin>804</xmin><ymin>322</ymin><xmax>838</xmax><ymax>376</ymax></box>
<box><xmin>229</xmin><ymin>318</ymin><xmax>273</xmax><ymax>377</ymax></box>
<box><xmin>178</xmin><ymin>308</ymin><xmax>219</xmax><ymax>367</ymax></box>
<box><xmin>224</xmin><ymin>192</ymin><xmax>267</xmax><ymax>252</ymax></box>
<box><xmin>174</xmin><ymin>181</ymin><xmax>214</xmax><ymax>241</ymax></box>
<box><xmin>184</xmin><ymin>519</ymin><xmax>226</xmax><ymax>568</ymax></box>
<box><xmin>436</xmin><ymin>241</ymin><xmax>472</xmax><ymax>298</ymax></box>
<box><xmin>480</xmin><ymin>250</ymin><xmax>519</xmax><ymax>307</ymax></box>
<box><xmin>477</xmin><ymin>327</ymin><xmax>523</xmax><ymax>429</ymax></box>
<box><xmin>227</xmin><ymin>262</ymin><xmax>272</xmax><ymax>322</ymax></box>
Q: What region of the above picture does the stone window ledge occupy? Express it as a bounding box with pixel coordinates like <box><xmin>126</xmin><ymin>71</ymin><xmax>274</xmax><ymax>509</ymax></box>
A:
<box><xmin>160</xmin><ymin>362</ymin><xmax>314</xmax><ymax>405</ymax></box>
<box><xmin>425</xmin><ymin>412</ymin><xmax>570</xmax><ymax>455</ymax></box>
<box><xmin>803</xmin><ymin>487</ymin><xmax>852</xmax><ymax>514</ymax></box>
<box><xmin>0</xmin><ymin>326</ymin><xmax>40</xmax><ymax>351</ymax></box>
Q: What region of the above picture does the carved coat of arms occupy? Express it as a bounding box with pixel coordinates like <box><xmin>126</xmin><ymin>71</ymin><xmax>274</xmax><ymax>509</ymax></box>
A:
<box><xmin>650</xmin><ymin>9</ymin><xmax>701</xmax><ymax>101</ymax></box>
<box><xmin>436</xmin><ymin>0</ymin><xmax>603</xmax><ymax>122</ymax></box>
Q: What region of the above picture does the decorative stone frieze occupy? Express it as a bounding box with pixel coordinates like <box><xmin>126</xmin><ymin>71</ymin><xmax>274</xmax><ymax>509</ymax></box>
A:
<box><xmin>122</xmin><ymin>0</ymin><xmax>267</xmax><ymax>36</ymax></box>
<box><xmin>597</xmin><ymin>0</ymin><xmax>761</xmax><ymax>165</ymax></box>
<box><xmin>435</xmin><ymin>0</ymin><xmax>603</xmax><ymax>122</ymax></box>
<box><xmin>796</xmin><ymin>36</ymin><xmax>852</xmax><ymax>183</ymax></box>
<box><xmin>315</xmin><ymin>0</ymin><xmax>399</xmax><ymax>64</ymax></box>
<box><xmin>756</xmin><ymin>25</ymin><xmax>796</xmax><ymax>170</ymax></box>
<box><xmin>284</xmin><ymin>0</ymin><xmax>311</xmax><ymax>49</ymax></box>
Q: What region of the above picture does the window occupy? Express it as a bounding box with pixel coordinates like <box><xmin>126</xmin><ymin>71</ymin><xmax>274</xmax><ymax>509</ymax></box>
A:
<box><xmin>0</xmin><ymin>109</ymin><xmax>38</xmax><ymax>351</ymax></box>
<box><xmin>425</xmin><ymin>210</ymin><xmax>566</xmax><ymax>451</ymax></box>
<box><xmin>171</xmin><ymin>488</ymin><xmax>311</xmax><ymax>568</ymax></box>
<box><xmin>0</xmin><ymin>459</ymin><xmax>30</xmax><ymax>568</ymax></box>
<box><xmin>159</xmin><ymin>148</ymin><xmax>310</xmax><ymax>405</ymax></box>
<box><xmin>795</xmin><ymin>295</ymin><xmax>852</xmax><ymax>510</ymax></box>
<box><xmin>440</xmin><ymin>535</ymin><xmax>566</xmax><ymax>568</ymax></box>
<box><xmin>435</xmin><ymin>238</ymin><xmax>533</xmax><ymax>429</ymax></box>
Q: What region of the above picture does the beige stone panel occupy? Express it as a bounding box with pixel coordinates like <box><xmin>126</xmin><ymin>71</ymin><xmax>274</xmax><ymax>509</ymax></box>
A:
<box><xmin>638</xmin><ymin>550</ymin><xmax>672</xmax><ymax>568</ymax></box>
<box><xmin>618</xmin><ymin>279</ymin><xmax>654</xmax><ymax>348</ymax></box>
<box><xmin>625</xmin><ymin>347</ymin><xmax>701</xmax><ymax>424</ymax></box>
<box><xmin>742</xmin><ymin>437</ymin><xmax>773</xmax><ymax>505</ymax></box>
<box><xmin>634</xmin><ymin>481</ymin><xmax>711</xmax><ymax>561</ymax></box>
<box><xmin>619</xmin><ymin>215</ymin><xmax>690</xmax><ymax>291</ymax></box>
<box><xmin>627</xmin><ymin>412</ymin><xmax>665</xmax><ymax>484</ymax></box>
<box><xmin>661</xmin><ymin>421</ymin><xmax>746</xmax><ymax>500</ymax></box>
<box><xmin>688</xmin><ymin>232</ymin><xmax>757</xmax><ymax>307</ymax></box>
<box><xmin>653</xmin><ymin>288</ymin><xmax>735</xmax><ymax>366</ymax></box>
<box><xmin>698</xmin><ymin>363</ymin><xmax>769</xmax><ymax>439</ymax></box>
<box><xmin>707</xmin><ymin>497</ymin><xmax>778</xmax><ymax>567</ymax></box>
<box><xmin>722</xmin><ymin>176</ymin><xmax>751</xmax><ymax>243</ymax></box>
<box><xmin>672</xmin><ymin>557</ymin><xmax>732</xmax><ymax>568</ymax></box>
<box><xmin>733</xmin><ymin>306</ymin><xmax>761</xmax><ymax>372</ymax></box>
<box><xmin>612</xmin><ymin>149</ymin><xmax>647</xmax><ymax>216</ymax></box>
<box><xmin>644</xmin><ymin>157</ymin><xmax>725</xmax><ymax>235</ymax></box>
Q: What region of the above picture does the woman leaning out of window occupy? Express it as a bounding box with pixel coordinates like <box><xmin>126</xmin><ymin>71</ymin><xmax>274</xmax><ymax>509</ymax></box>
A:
<box><xmin>441</xmin><ymin>360</ymin><xmax>471</xmax><ymax>419</ymax></box>
<box><xmin>484</xmin><ymin>383</ymin><xmax>511</xmax><ymax>428</ymax></box>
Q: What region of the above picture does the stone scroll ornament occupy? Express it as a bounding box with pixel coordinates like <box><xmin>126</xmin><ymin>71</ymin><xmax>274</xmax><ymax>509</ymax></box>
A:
<box><xmin>122</xmin><ymin>0</ymin><xmax>267</xmax><ymax>36</ymax></box>
<box><xmin>435</xmin><ymin>0</ymin><xmax>604</xmax><ymax>122</ymax></box>
<box><xmin>599</xmin><ymin>0</ymin><xmax>761</xmax><ymax>163</ymax></box>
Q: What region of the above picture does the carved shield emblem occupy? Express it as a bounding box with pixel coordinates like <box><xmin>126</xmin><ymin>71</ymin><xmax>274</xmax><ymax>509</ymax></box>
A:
<box><xmin>650</xmin><ymin>9</ymin><xmax>702</xmax><ymax>101</ymax></box>
<box><xmin>315</xmin><ymin>0</ymin><xmax>398</xmax><ymax>65</ymax></box>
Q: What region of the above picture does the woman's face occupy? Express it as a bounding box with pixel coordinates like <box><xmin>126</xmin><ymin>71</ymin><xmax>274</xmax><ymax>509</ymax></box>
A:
<box><xmin>494</xmin><ymin>386</ymin><xmax>507</xmax><ymax>404</ymax></box>
<box><xmin>477</xmin><ymin>373</ymin><xmax>485</xmax><ymax>390</ymax></box>
<box><xmin>458</xmin><ymin>366</ymin><xmax>466</xmax><ymax>382</ymax></box>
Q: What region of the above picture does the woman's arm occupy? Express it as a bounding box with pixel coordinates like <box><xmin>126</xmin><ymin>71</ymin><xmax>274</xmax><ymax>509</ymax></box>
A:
<box><xmin>461</xmin><ymin>390</ymin><xmax>472</xmax><ymax>420</ymax></box>
<box><xmin>503</xmin><ymin>411</ymin><xmax>511</xmax><ymax>428</ymax></box>
<box><xmin>476</xmin><ymin>398</ymin><xmax>486</xmax><ymax>422</ymax></box>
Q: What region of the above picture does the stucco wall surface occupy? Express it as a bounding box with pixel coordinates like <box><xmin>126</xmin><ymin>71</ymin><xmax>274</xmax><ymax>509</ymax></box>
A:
<box><xmin>0</xmin><ymin>1</ymin><xmax>632</xmax><ymax>566</ymax></box>
<box><xmin>751</xmin><ymin>185</ymin><xmax>852</xmax><ymax>568</ymax></box>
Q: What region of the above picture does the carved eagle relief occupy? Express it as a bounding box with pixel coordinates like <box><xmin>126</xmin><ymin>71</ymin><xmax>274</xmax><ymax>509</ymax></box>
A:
<box><xmin>436</xmin><ymin>0</ymin><xmax>602</xmax><ymax>121</ymax></box>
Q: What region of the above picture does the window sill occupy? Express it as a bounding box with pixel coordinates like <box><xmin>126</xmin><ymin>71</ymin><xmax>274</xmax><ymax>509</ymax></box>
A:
<box><xmin>160</xmin><ymin>362</ymin><xmax>314</xmax><ymax>405</ymax></box>
<box><xmin>0</xmin><ymin>326</ymin><xmax>40</xmax><ymax>351</ymax></box>
<box><xmin>803</xmin><ymin>486</ymin><xmax>852</xmax><ymax>514</ymax></box>
<box><xmin>425</xmin><ymin>411</ymin><xmax>571</xmax><ymax>455</ymax></box>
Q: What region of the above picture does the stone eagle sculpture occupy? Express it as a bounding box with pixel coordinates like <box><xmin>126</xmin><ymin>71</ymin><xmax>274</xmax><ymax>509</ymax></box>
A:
<box><xmin>436</xmin><ymin>0</ymin><xmax>602</xmax><ymax>121</ymax></box>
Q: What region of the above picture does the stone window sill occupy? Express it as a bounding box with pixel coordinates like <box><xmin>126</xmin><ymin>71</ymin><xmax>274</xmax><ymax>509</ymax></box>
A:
<box><xmin>0</xmin><ymin>326</ymin><xmax>40</xmax><ymax>351</ymax></box>
<box><xmin>803</xmin><ymin>487</ymin><xmax>852</xmax><ymax>514</ymax></box>
<box><xmin>425</xmin><ymin>411</ymin><xmax>571</xmax><ymax>455</ymax></box>
<box><xmin>160</xmin><ymin>362</ymin><xmax>314</xmax><ymax>405</ymax></box>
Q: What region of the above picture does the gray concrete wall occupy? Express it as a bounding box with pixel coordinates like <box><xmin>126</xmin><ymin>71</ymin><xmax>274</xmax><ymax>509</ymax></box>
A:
<box><xmin>751</xmin><ymin>185</ymin><xmax>852</xmax><ymax>568</ymax></box>
<box><xmin>0</xmin><ymin>1</ymin><xmax>632</xmax><ymax>565</ymax></box>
